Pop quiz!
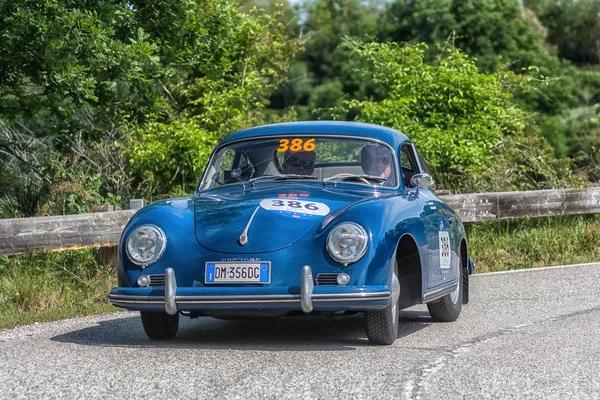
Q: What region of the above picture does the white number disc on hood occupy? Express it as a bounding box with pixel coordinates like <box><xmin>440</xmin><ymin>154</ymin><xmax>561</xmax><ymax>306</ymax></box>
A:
<box><xmin>260</xmin><ymin>199</ymin><xmax>330</xmax><ymax>217</ymax></box>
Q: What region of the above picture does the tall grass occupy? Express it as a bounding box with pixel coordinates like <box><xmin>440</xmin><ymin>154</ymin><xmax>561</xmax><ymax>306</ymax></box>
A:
<box><xmin>0</xmin><ymin>249</ymin><xmax>117</xmax><ymax>330</ymax></box>
<box><xmin>466</xmin><ymin>214</ymin><xmax>600</xmax><ymax>273</ymax></box>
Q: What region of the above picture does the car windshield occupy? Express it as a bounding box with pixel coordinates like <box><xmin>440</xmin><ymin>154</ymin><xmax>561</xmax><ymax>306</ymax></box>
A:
<box><xmin>198</xmin><ymin>136</ymin><xmax>397</xmax><ymax>190</ymax></box>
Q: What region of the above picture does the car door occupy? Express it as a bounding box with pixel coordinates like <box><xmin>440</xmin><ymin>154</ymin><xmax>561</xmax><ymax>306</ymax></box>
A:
<box><xmin>400</xmin><ymin>143</ymin><xmax>459</xmax><ymax>291</ymax></box>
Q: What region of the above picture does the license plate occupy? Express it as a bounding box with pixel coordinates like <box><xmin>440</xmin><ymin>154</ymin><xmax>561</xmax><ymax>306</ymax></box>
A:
<box><xmin>205</xmin><ymin>262</ymin><xmax>270</xmax><ymax>284</ymax></box>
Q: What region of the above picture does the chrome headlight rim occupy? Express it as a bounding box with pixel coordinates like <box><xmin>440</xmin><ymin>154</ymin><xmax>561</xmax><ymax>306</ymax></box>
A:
<box><xmin>126</xmin><ymin>224</ymin><xmax>167</xmax><ymax>268</ymax></box>
<box><xmin>326</xmin><ymin>222</ymin><xmax>369</xmax><ymax>265</ymax></box>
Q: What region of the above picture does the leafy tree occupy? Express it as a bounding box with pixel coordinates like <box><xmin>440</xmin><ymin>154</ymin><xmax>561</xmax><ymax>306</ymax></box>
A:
<box><xmin>0</xmin><ymin>0</ymin><xmax>300</xmax><ymax>210</ymax></box>
<box><xmin>0</xmin><ymin>0</ymin><xmax>162</xmax><ymax>139</ymax></box>
<box><xmin>265</xmin><ymin>0</ymin><xmax>385</xmax><ymax>112</ymax></box>
<box><xmin>269</xmin><ymin>61</ymin><xmax>313</xmax><ymax>110</ymax></box>
<box><xmin>237</xmin><ymin>0</ymin><xmax>300</xmax><ymax>36</ymax></box>
<box><xmin>378</xmin><ymin>0</ymin><xmax>550</xmax><ymax>73</ymax></box>
<box><xmin>0</xmin><ymin>0</ymin><xmax>166</xmax><ymax>214</ymax></box>
<box><xmin>302</xmin><ymin>0</ymin><xmax>381</xmax><ymax>84</ymax></box>
<box><xmin>375</xmin><ymin>0</ymin><xmax>600</xmax><ymax>167</ymax></box>
<box><xmin>536</xmin><ymin>115</ymin><xmax>569</xmax><ymax>158</ymax></box>
<box><xmin>308</xmin><ymin>80</ymin><xmax>345</xmax><ymax>119</ymax></box>
<box><xmin>345</xmin><ymin>41</ymin><xmax>581</xmax><ymax>191</ymax></box>
<box><xmin>525</xmin><ymin>0</ymin><xmax>600</xmax><ymax>65</ymax></box>
<box><xmin>128</xmin><ymin>5</ymin><xmax>301</xmax><ymax>194</ymax></box>
<box><xmin>377</xmin><ymin>0</ymin><xmax>585</xmax><ymax>117</ymax></box>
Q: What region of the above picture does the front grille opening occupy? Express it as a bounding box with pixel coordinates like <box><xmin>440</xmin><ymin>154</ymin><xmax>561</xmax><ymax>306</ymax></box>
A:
<box><xmin>148</xmin><ymin>274</ymin><xmax>165</xmax><ymax>287</ymax></box>
<box><xmin>316</xmin><ymin>273</ymin><xmax>340</xmax><ymax>286</ymax></box>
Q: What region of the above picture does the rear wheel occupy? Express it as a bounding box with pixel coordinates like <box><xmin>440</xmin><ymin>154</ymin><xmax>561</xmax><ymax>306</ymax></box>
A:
<box><xmin>427</xmin><ymin>252</ymin><xmax>463</xmax><ymax>322</ymax></box>
<box><xmin>365</xmin><ymin>261</ymin><xmax>400</xmax><ymax>345</ymax></box>
<box><xmin>140</xmin><ymin>311</ymin><xmax>179</xmax><ymax>340</ymax></box>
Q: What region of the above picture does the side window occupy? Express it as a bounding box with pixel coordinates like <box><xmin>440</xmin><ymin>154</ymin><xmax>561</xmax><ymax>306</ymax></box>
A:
<box><xmin>211</xmin><ymin>148</ymin><xmax>235</xmax><ymax>184</ymax></box>
<box><xmin>399</xmin><ymin>151</ymin><xmax>414</xmax><ymax>173</ymax></box>
<box><xmin>415</xmin><ymin>148</ymin><xmax>433</xmax><ymax>177</ymax></box>
<box><xmin>216</xmin><ymin>149</ymin><xmax>255</xmax><ymax>183</ymax></box>
<box><xmin>400</xmin><ymin>143</ymin><xmax>419</xmax><ymax>187</ymax></box>
<box><xmin>237</xmin><ymin>153</ymin><xmax>255</xmax><ymax>180</ymax></box>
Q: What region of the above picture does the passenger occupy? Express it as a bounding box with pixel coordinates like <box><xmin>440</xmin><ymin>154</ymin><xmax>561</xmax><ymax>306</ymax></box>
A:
<box><xmin>361</xmin><ymin>144</ymin><xmax>392</xmax><ymax>180</ymax></box>
<box><xmin>281</xmin><ymin>149</ymin><xmax>316</xmax><ymax>176</ymax></box>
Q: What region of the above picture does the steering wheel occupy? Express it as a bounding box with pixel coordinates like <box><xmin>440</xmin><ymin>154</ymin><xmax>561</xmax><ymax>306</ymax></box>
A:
<box><xmin>324</xmin><ymin>173</ymin><xmax>371</xmax><ymax>185</ymax></box>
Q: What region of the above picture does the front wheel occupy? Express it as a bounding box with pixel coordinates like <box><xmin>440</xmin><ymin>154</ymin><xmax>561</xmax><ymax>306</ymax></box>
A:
<box><xmin>427</xmin><ymin>254</ymin><xmax>463</xmax><ymax>322</ymax></box>
<box><xmin>365</xmin><ymin>261</ymin><xmax>400</xmax><ymax>345</ymax></box>
<box><xmin>140</xmin><ymin>311</ymin><xmax>179</xmax><ymax>340</ymax></box>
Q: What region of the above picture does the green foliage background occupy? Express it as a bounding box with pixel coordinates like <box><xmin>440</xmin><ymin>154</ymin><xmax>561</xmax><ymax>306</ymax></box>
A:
<box><xmin>2</xmin><ymin>0</ymin><xmax>599</xmax><ymax>211</ymax></box>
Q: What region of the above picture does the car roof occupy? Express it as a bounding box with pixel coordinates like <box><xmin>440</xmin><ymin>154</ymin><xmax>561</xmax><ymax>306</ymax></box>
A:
<box><xmin>219</xmin><ymin>121</ymin><xmax>410</xmax><ymax>148</ymax></box>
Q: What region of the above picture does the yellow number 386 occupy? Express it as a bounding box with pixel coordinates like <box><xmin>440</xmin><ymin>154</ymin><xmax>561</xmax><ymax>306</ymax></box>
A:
<box><xmin>277</xmin><ymin>138</ymin><xmax>316</xmax><ymax>152</ymax></box>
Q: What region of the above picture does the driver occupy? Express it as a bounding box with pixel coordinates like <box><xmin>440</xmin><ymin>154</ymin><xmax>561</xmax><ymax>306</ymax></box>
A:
<box><xmin>361</xmin><ymin>144</ymin><xmax>392</xmax><ymax>180</ymax></box>
<box><xmin>281</xmin><ymin>149</ymin><xmax>316</xmax><ymax>176</ymax></box>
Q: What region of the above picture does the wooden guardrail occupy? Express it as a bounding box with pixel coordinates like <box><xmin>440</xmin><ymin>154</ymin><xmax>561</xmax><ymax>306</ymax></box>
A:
<box><xmin>442</xmin><ymin>187</ymin><xmax>600</xmax><ymax>222</ymax></box>
<box><xmin>0</xmin><ymin>188</ymin><xmax>599</xmax><ymax>256</ymax></box>
<box><xmin>0</xmin><ymin>210</ymin><xmax>136</xmax><ymax>256</ymax></box>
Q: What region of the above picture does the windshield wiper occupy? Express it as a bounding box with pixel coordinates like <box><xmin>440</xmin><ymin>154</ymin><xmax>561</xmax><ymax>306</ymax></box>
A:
<box><xmin>274</xmin><ymin>174</ymin><xmax>318</xmax><ymax>180</ymax></box>
<box><xmin>348</xmin><ymin>175</ymin><xmax>386</xmax><ymax>183</ymax></box>
<box><xmin>248</xmin><ymin>175</ymin><xmax>278</xmax><ymax>186</ymax></box>
<box><xmin>249</xmin><ymin>174</ymin><xmax>317</xmax><ymax>186</ymax></box>
<box><xmin>325</xmin><ymin>174</ymin><xmax>387</xmax><ymax>184</ymax></box>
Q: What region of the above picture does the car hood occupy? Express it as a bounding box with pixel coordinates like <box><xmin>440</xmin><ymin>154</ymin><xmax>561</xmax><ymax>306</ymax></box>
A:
<box><xmin>194</xmin><ymin>184</ymin><xmax>386</xmax><ymax>254</ymax></box>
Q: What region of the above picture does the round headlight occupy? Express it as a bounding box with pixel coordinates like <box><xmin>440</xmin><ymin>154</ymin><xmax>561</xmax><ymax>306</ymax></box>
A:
<box><xmin>326</xmin><ymin>223</ymin><xmax>368</xmax><ymax>265</ymax></box>
<box><xmin>126</xmin><ymin>225</ymin><xmax>166</xmax><ymax>267</ymax></box>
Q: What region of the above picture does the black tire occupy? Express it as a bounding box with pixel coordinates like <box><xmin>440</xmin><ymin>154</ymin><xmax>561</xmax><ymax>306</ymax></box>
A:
<box><xmin>427</xmin><ymin>254</ymin><xmax>463</xmax><ymax>322</ymax></box>
<box><xmin>140</xmin><ymin>311</ymin><xmax>179</xmax><ymax>340</ymax></box>
<box><xmin>365</xmin><ymin>262</ymin><xmax>400</xmax><ymax>345</ymax></box>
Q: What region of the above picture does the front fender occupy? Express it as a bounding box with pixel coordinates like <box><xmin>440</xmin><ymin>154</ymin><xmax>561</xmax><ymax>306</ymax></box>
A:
<box><xmin>324</xmin><ymin>195</ymin><xmax>425</xmax><ymax>289</ymax></box>
<box><xmin>118</xmin><ymin>197</ymin><xmax>196</xmax><ymax>286</ymax></box>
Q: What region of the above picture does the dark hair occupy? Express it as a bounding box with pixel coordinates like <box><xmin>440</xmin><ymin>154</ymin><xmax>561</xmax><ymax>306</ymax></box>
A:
<box><xmin>361</xmin><ymin>145</ymin><xmax>389</xmax><ymax>164</ymax></box>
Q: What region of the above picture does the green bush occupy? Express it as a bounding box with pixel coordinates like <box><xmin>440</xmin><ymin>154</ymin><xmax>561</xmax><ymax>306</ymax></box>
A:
<box><xmin>128</xmin><ymin>7</ymin><xmax>301</xmax><ymax>194</ymax></box>
<box><xmin>536</xmin><ymin>115</ymin><xmax>569</xmax><ymax>158</ymax></box>
<box><xmin>0</xmin><ymin>250</ymin><xmax>117</xmax><ymax>329</ymax></box>
<box><xmin>345</xmin><ymin>42</ymin><xmax>525</xmax><ymax>173</ymax></box>
<box><xmin>344</xmin><ymin>40</ymin><xmax>582</xmax><ymax>192</ymax></box>
<box><xmin>309</xmin><ymin>80</ymin><xmax>346</xmax><ymax>119</ymax></box>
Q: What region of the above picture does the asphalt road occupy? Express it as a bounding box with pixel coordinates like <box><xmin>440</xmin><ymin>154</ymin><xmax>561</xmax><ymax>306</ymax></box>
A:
<box><xmin>1</xmin><ymin>263</ymin><xmax>599</xmax><ymax>400</ymax></box>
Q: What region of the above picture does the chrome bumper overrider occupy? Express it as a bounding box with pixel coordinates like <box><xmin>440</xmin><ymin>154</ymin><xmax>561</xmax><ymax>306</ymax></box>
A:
<box><xmin>301</xmin><ymin>265</ymin><xmax>314</xmax><ymax>313</ymax></box>
<box><xmin>109</xmin><ymin>266</ymin><xmax>391</xmax><ymax>313</ymax></box>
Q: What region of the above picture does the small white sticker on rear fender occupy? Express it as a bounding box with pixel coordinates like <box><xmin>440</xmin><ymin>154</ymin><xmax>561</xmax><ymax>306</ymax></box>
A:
<box><xmin>439</xmin><ymin>231</ymin><xmax>451</xmax><ymax>269</ymax></box>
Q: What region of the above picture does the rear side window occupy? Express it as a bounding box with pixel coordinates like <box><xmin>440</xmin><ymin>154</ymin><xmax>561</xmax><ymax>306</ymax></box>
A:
<box><xmin>400</xmin><ymin>143</ymin><xmax>419</xmax><ymax>187</ymax></box>
<box><xmin>415</xmin><ymin>147</ymin><xmax>433</xmax><ymax>177</ymax></box>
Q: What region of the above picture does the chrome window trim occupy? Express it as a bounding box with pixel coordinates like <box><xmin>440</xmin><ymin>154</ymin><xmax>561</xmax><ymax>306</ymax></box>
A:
<box><xmin>407</xmin><ymin>142</ymin><xmax>424</xmax><ymax>174</ymax></box>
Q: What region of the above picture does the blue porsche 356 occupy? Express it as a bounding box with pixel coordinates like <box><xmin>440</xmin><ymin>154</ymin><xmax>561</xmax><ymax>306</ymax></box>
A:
<box><xmin>109</xmin><ymin>121</ymin><xmax>474</xmax><ymax>344</ymax></box>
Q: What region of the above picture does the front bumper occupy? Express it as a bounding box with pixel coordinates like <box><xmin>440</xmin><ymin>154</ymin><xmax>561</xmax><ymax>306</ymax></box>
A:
<box><xmin>109</xmin><ymin>266</ymin><xmax>391</xmax><ymax>314</ymax></box>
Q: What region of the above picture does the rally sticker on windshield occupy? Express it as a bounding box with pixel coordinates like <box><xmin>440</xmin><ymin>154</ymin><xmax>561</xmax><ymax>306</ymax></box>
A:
<box><xmin>277</xmin><ymin>138</ymin><xmax>316</xmax><ymax>152</ymax></box>
<box><xmin>260</xmin><ymin>198</ymin><xmax>330</xmax><ymax>218</ymax></box>
<box><xmin>439</xmin><ymin>218</ymin><xmax>451</xmax><ymax>269</ymax></box>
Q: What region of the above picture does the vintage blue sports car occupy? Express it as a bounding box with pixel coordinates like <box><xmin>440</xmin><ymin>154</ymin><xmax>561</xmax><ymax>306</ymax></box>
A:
<box><xmin>109</xmin><ymin>121</ymin><xmax>474</xmax><ymax>344</ymax></box>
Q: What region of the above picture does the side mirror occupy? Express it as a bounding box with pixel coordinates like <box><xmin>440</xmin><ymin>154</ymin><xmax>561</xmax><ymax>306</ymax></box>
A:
<box><xmin>409</xmin><ymin>173</ymin><xmax>434</xmax><ymax>196</ymax></box>
<box><xmin>410</xmin><ymin>173</ymin><xmax>434</xmax><ymax>189</ymax></box>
